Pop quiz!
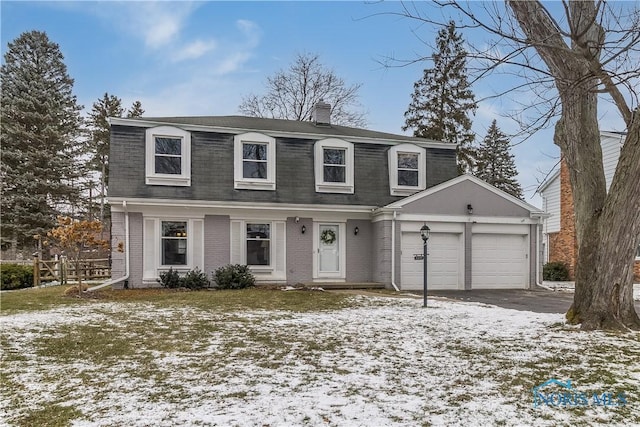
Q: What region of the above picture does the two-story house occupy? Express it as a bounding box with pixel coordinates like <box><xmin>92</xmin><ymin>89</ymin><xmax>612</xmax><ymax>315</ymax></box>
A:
<box><xmin>538</xmin><ymin>131</ymin><xmax>640</xmax><ymax>281</ymax></box>
<box><xmin>107</xmin><ymin>103</ymin><xmax>545</xmax><ymax>290</ymax></box>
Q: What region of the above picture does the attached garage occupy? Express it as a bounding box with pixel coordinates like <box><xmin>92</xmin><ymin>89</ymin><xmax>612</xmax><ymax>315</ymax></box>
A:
<box><xmin>401</xmin><ymin>231</ymin><xmax>463</xmax><ymax>290</ymax></box>
<box><xmin>472</xmin><ymin>233</ymin><xmax>528</xmax><ymax>289</ymax></box>
<box><xmin>378</xmin><ymin>175</ymin><xmax>545</xmax><ymax>291</ymax></box>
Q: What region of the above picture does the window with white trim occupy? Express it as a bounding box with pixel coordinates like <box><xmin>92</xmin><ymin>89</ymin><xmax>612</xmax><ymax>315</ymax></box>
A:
<box><xmin>314</xmin><ymin>138</ymin><xmax>354</xmax><ymax>193</ymax></box>
<box><xmin>145</xmin><ymin>126</ymin><xmax>191</xmax><ymax>186</ymax></box>
<box><xmin>246</xmin><ymin>223</ymin><xmax>271</xmax><ymax>266</ymax></box>
<box><xmin>388</xmin><ymin>143</ymin><xmax>426</xmax><ymax>196</ymax></box>
<box><xmin>161</xmin><ymin>221</ymin><xmax>187</xmax><ymax>266</ymax></box>
<box><xmin>234</xmin><ymin>132</ymin><xmax>276</xmax><ymax>190</ymax></box>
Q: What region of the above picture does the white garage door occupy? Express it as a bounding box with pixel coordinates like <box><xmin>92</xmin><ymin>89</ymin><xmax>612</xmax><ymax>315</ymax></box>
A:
<box><xmin>472</xmin><ymin>234</ymin><xmax>528</xmax><ymax>289</ymax></box>
<box><xmin>401</xmin><ymin>232</ymin><xmax>462</xmax><ymax>290</ymax></box>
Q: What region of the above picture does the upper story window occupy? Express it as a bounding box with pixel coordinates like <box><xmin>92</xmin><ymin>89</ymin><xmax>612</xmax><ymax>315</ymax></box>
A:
<box><xmin>234</xmin><ymin>132</ymin><xmax>276</xmax><ymax>190</ymax></box>
<box><xmin>314</xmin><ymin>138</ymin><xmax>354</xmax><ymax>194</ymax></box>
<box><xmin>145</xmin><ymin>126</ymin><xmax>191</xmax><ymax>186</ymax></box>
<box><xmin>388</xmin><ymin>143</ymin><xmax>426</xmax><ymax>196</ymax></box>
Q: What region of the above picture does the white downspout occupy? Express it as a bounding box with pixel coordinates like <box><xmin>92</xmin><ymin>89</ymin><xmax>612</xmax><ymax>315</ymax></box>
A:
<box><xmin>86</xmin><ymin>201</ymin><xmax>130</xmax><ymax>292</ymax></box>
<box><xmin>535</xmin><ymin>216</ymin><xmax>544</xmax><ymax>287</ymax></box>
<box><xmin>390</xmin><ymin>210</ymin><xmax>399</xmax><ymax>291</ymax></box>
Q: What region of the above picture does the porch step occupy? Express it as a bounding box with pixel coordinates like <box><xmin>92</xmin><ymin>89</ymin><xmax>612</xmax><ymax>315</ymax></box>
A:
<box><xmin>302</xmin><ymin>282</ymin><xmax>387</xmax><ymax>290</ymax></box>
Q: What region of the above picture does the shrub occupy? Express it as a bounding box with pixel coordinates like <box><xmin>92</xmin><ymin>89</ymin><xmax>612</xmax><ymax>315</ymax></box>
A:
<box><xmin>1</xmin><ymin>264</ymin><xmax>34</xmax><ymax>290</ymax></box>
<box><xmin>182</xmin><ymin>267</ymin><xmax>210</xmax><ymax>289</ymax></box>
<box><xmin>543</xmin><ymin>262</ymin><xmax>570</xmax><ymax>281</ymax></box>
<box><xmin>158</xmin><ymin>268</ymin><xmax>182</xmax><ymax>289</ymax></box>
<box><xmin>213</xmin><ymin>264</ymin><xmax>255</xmax><ymax>289</ymax></box>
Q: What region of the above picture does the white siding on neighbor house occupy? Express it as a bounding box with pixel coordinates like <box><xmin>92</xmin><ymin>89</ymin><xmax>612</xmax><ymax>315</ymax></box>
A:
<box><xmin>541</xmin><ymin>175</ymin><xmax>561</xmax><ymax>234</ymax></box>
<box><xmin>601</xmin><ymin>133</ymin><xmax>624</xmax><ymax>191</ymax></box>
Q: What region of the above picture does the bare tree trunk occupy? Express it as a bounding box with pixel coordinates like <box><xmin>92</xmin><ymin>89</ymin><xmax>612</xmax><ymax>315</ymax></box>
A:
<box><xmin>509</xmin><ymin>1</ymin><xmax>640</xmax><ymax>330</ymax></box>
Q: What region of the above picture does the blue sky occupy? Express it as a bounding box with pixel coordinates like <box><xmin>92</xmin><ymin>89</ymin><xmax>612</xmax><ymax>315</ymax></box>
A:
<box><xmin>1</xmin><ymin>1</ymin><xmax>629</xmax><ymax>206</ymax></box>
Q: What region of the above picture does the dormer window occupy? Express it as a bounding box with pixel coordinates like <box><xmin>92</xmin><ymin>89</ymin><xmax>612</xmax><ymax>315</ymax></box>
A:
<box><xmin>314</xmin><ymin>138</ymin><xmax>354</xmax><ymax>194</ymax></box>
<box><xmin>388</xmin><ymin>143</ymin><xmax>426</xmax><ymax>196</ymax></box>
<box><xmin>145</xmin><ymin>126</ymin><xmax>191</xmax><ymax>186</ymax></box>
<box><xmin>234</xmin><ymin>132</ymin><xmax>276</xmax><ymax>190</ymax></box>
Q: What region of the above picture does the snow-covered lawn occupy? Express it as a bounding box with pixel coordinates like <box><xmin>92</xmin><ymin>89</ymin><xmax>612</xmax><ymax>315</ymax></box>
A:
<box><xmin>2</xmin><ymin>294</ymin><xmax>639</xmax><ymax>426</ymax></box>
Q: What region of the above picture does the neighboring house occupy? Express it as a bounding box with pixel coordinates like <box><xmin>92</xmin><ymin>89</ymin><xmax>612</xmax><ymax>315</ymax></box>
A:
<box><xmin>538</xmin><ymin>131</ymin><xmax>640</xmax><ymax>280</ymax></box>
<box><xmin>107</xmin><ymin>103</ymin><xmax>545</xmax><ymax>290</ymax></box>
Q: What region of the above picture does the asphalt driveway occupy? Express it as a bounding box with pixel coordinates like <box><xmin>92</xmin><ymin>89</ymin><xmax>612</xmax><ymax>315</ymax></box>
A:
<box><xmin>428</xmin><ymin>286</ymin><xmax>640</xmax><ymax>314</ymax></box>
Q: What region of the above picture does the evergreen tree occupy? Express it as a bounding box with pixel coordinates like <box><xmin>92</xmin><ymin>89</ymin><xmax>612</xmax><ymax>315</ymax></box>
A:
<box><xmin>127</xmin><ymin>100</ymin><xmax>145</xmax><ymax>118</ymax></box>
<box><xmin>475</xmin><ymin>120</ymin><xmax>523</xmax><ymax>199</ymax></box>
<box><xmin>403</xmin><ymin>21</ymin><xmax>477</xmax><ymax>173</ymax></box>
<box><xmin>1</xmin><ymin>31</ymin><xmax>83</xmax><ymax>250</ymax></box>
<box><xmin>86</xmin><ymin>94</ymin><xmax>144</xmax><ymax>222</ymax></box>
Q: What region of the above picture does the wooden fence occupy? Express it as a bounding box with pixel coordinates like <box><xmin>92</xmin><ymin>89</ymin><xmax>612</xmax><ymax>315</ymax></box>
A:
<box><xmin>31</xmin><ymin>257</ymin><xmax>111</xmax><ymax>286</ymax></box>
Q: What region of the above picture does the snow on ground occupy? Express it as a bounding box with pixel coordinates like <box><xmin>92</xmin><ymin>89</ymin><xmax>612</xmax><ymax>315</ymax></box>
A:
<box><xmin>2</xmin><ymin>295</ymin><xmax>639</xmax><ymax>426</ymax></box>
<box><xmin>542</xmin><ymin>282</ymin><xmax>640</xmax><ymax>301</ymax></box>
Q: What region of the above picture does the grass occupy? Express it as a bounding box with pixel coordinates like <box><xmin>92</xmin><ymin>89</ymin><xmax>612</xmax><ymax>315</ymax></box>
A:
<box><xmin>1</xmin><ymin>285</ymin><xmax>353</xmax><ymax>315</ymax></box>
<box><xmin>2</xmin><ymin>287</ymin><xmax>638</xmax><ymax>426</ymax></box>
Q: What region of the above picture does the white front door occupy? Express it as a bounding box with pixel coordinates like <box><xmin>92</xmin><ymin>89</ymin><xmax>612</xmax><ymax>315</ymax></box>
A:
<box><xmin>316</xmin><ymin>223</ymin><xmax>343</xmax><ymax>278</ymax></box>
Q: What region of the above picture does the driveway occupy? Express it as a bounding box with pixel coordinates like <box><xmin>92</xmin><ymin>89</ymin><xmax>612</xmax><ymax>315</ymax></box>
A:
<box><xmin>428</xmin><ymin>286</ymin><xmax>640</xmax><ymax>314</ymax></box>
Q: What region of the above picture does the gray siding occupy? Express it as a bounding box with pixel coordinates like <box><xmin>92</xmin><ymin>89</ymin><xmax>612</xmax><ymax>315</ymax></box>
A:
<box><xmin>372</xmin><ymin>220</ymin><xmax>392</xmax><ymax>284</ymax></box>
<box><xmin>110</xmin><ymin>211</ymin><xmax>143</xmax><ymax>289</ymax></box>
<box><xmin>204</xmin><ymin>215</ymin><xmax>230</xmax><ymax>276</ymax></box>
<box><xmin>346</xmin><ymin>220</ymin><xmax>373</xmax><ymax>282</ymax></box>
<box><xmin>128</xmin><ymin>213</ymin><xmax>144</xmax><ymax>288</ymax></box>
<box><xmin>286</xmin><ymin>217</ymin><xmax>313</xmax><ymax>284</ymax></box>
<box><xmin>109</xmin><ymin>125</ymin><xmax>457</xmax><ymax>206</ymax></box>
<box><xmin>110</xmin><ymin>212</ymin><xmax>126</xmax><ymax>288</ymax></box>
<box><xmin>401</xmin><ymin>180</ymin><xmax>531</xmax><ymax>217</ymax></box>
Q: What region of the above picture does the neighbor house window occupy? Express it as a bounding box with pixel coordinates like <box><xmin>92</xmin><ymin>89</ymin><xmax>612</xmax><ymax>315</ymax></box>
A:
<box><xmin>314</xmin><ymin>138</ymin><xmax>354</xmax><ymax>193</ymax></box>
<box><xmin>246</xmin><ymin>223</ymin><xmax>270</xmax><ymax>266</ymax></box>
<box><xmin>161</xmin><ymin>221</ymin><xmax>187</xmax><ymax>266</ymax></box>
<box><xmin>388</xmin><ymin>143</ymin><xmax>426</xmax><ymax>196</ymax></box>
<box><xmin>145</xmin><ymin>126</ymin><xmax>191</xmax><ymax>186</ymax></box>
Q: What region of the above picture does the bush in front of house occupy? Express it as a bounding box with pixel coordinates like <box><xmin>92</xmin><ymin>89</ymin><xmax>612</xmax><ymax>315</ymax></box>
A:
<box><xmin>158</xmin><ymin>268</ymin><xmax>182</xmax><ymax>289</ymax></box>
<box><xmin>213</xmin><ymin>264</ymin><xmax>255</xmax><ymax>289</ymax></box>
<box><xmin>182</xmin><ymin>267</ymin><xmax>210</xmax><ymax>289</ymax></box>
<box><xmin>1</xmin><ymin>264</ymin><xmax>34</xmax><ymax>290</ymax></box>
<box><xmin>543</xmin><ymin>261</ymin><xmax>570</xmax><ymax>281</ymax></box>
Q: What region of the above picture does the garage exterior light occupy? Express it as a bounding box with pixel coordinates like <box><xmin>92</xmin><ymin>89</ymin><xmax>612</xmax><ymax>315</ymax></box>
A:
<box><xmin>420</xmin><ymin>224</ymin><xmax>430</xmax><ymax>242</ymax></box>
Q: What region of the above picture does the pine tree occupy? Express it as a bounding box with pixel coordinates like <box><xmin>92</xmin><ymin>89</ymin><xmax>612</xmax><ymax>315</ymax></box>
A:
<box><xmin>475</xmin><ymin>120</ymin><xmax>523</xmax><ymax>199</ymax></box>
<box><xmin>403</xmin><ymin>21</ymin><xmax>477</xmax><ymax>173</ymax></box>
<box><xmin>86</xmin><ymin>95</ymin><xmax>144</xmax><ymax>222</ymax></box>
<box><xmin>127</xmin><ymin>100</ymin><xmax>145</xmax><ymax>118</ymax></box>
<box><xmin>1</xmin><ymin>31</ymin><xmax>83</xmax><ymax>251</ymax></box>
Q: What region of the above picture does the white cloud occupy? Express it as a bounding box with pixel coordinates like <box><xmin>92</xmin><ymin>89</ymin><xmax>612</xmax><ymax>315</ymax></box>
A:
<box><xmin>214</xmin><ymin>52</ymin><xmax>252</xmax><ymax>75</ymax></box>
<box><xmin>128</xmin><ymin>2</ymin><xmax>198</xmax><ymax>49</ymax></box>
<box><xmin>171</xmin><ymin>39</ymin><xmax>218</xmax><ymax>62</ymax></box>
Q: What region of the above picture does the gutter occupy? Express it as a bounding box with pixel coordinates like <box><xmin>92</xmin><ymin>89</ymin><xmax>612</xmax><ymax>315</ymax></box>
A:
<box><xmin>86</xmin><ymin>201</ymin><xmax>130</xmax><ymax>292</ymax></box>
<box><xmin>390</xmin><ymin>210</ymin><xmax>400</xmax><ymax>291</ymax></box>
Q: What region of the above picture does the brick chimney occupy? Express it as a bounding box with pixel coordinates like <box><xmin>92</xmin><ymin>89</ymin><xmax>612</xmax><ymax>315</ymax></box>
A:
<box><xmin>312</xmin><ymin>101</ymin><xmax>331</xmax><ymax>126</ymax></box>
